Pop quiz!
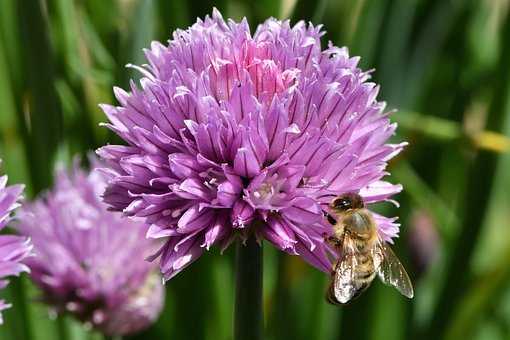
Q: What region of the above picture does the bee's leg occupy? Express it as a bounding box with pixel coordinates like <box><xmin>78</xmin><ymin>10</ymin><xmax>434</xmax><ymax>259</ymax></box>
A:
<box><xmin>335</xmin><ymin>235</ymin><xmax>344</xmax><ymax>248</ymax></box>
<box><xmin>322</xmin><ymin>210</ymin><xmax>344</xmax><ymax>250</ymax></box>
<box><xmin>322</xmin><ymin>232</ymin><xmax>342</xmax><ymax>248</ymax></box>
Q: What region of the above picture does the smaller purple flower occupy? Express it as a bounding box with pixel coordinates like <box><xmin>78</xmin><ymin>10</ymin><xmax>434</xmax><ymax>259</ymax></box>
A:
<box><xmin>0</xmin><ymin>169</ymin><xmax>32</xmax><ymax>324</ymax></box>
<box><xmin>15</xmin><ymin>161</ymin><xmax>164</xmax><ymax>336</ymax></box>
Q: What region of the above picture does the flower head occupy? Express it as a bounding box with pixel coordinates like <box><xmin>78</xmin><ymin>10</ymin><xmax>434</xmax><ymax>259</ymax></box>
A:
<box><xmin>16</xmin><ymin>161</ymin><xmax>164</xmax><ymax>336</ymax></box>
<box><xmin>0</xmin><ymin>164</ymin><xmax>31</xmax><ymax>324</ymax></box>
<box><xmin>98</xmin><ymin>9</ymin><xmax>405</xmax><ymax>280</ymax></box>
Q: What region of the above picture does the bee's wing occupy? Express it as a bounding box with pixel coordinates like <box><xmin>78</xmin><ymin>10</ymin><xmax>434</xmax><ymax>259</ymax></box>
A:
<box><xmin>327</xmin><ymin>236</ymin><xmax>370</xmax><ymax>304</ymax></box>
<box><xmin>375</xmin><ymin>240</ymin><xmax>414</xmax><ymax>298</ymax></box>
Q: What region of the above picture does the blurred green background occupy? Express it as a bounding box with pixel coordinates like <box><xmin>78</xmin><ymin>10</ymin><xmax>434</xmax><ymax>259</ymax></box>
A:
<box><xmin>1</xmin><ymin>0</ymin><xmax>510</xmax><ymax>339</ymax></box>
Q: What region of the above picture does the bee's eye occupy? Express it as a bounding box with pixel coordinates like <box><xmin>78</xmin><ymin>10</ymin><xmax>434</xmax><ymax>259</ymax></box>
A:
<box><xmin>334</xmin><ymin>198</ymin><xmax>352</xmax><ymax>211</ymax></box>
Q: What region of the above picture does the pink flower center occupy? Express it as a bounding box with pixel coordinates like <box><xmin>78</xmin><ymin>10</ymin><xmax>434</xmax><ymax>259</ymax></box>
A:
<box><xmin>211</xmin><ymin>40</ymin><xmax>299</xmax><ymax>104</ymax></box>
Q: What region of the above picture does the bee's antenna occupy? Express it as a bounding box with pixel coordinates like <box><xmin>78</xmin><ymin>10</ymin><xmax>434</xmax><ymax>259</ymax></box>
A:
<box><xmin>323</xmin><ymin>209</ymin><xmax>337</xmax><ymax>225</ymax></box>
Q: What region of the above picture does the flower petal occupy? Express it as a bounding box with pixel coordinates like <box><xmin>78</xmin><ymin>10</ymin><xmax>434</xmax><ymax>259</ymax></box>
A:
<box><xmin>281</xmin><ymin>197</ymin><xmax>322</xmax><ymax>224</ymax></box>
<box><xmin>160</xmin><ymin>236</ymin><xmax>204</xmax><ymax>280</ymax></box>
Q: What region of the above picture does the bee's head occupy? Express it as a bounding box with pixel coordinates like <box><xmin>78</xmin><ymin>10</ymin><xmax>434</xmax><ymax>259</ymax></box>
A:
<box><xmin>331</xmin><ymin>193</ymin><xmax>364</xmax><ymax>212</ymax></box>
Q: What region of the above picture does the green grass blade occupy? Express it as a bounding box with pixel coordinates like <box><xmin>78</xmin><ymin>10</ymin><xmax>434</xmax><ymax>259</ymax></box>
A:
<box><xmin>290</xmin><ymin>0</ymin><xmax>320</xmax><ymax>22</ymax></box>
<box><xmin>425</xmin><ymin>13</ymin><xmax>510</xmax><ymax>339</ymax></box>
<box><xmin>392</xmin><ymin>161</ymin><xmax>458</xmax><ymax>242</ymax></box>
<box><xmin>17</xmin><ymin>0</ymin><xmax>63</xmax><ymax>193</ymax></box>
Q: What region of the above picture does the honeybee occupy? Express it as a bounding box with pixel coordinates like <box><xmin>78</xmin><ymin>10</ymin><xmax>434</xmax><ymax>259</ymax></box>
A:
<box><xmin>324</xmin><ymin>192</ymin><xmax>413</xmax><ymax>304</ymax></box>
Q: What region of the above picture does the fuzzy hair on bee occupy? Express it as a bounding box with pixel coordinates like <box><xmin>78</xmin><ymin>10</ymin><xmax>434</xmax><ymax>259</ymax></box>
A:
<box><xmin>324</xmin><ymin>193</ymin><xmax>413</xmax><ymax>304</ymax></box>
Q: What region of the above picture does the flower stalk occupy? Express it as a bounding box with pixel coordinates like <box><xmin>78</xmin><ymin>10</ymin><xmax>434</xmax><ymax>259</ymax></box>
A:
<box><xmin>234</xmin><ymin>236</ymin><xmax>263</xmax><ymax>340</ymax></box>
<box><xmin>104</xmin><ymin>336</ymin><xmax>122</xmax><ymax>340</ymax></box>
<box><xmin>56</xmin><ymin>317</ymin><xmax>69</xmax><ymax>340</ymax></box>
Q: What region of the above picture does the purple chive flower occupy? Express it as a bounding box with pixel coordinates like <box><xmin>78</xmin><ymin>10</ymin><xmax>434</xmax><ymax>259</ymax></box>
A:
<box><xmin>0</xmin><ymin>166</ymin><xmax>31</xmax><ymax>324</ymax></box>
<box><xmin>98</xmin><ymin>9</ymin><xmax>406</xmax><ymax>280</ymax></box>
<box><xmin>15</xmin><ymin>162</ymin><xmax>164</xmax><ymax>336</ymax></box>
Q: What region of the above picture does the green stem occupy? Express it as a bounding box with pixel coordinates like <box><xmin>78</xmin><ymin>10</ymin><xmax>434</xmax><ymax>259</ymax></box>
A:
<box><xmin>9</xmin><ymin>278</ymin><xmax>33</xmax><ymax>340</ymax></box>
<box><xmin>104</xmin><ymin>335</ymin><xmax>122</xmax><ymax>340</ymax></box>
<box><xmin>17</xmin><ymin>0</ymin><xmax>63</xmax><ymax>193</ymax></box>
<box><xmin>267</xmin><ymin>254</ymin><xmax>298</xmax><ymax>340</ymax></box>
<box><xmin>56</xmin><ymin>316</ymin><xmax>69</xmax><ymax>340</ymax></box>
<box><xmin>233</xmin><ymin>237</ymin><xmax>263</xmax><ymax>340</ymax></box>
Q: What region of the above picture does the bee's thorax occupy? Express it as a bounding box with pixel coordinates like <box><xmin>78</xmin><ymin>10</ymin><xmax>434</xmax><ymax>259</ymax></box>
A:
<box><xmin>336</xmin><ymin>209</ymin><xmax>378</xmax><ymax>248</ymax></box>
